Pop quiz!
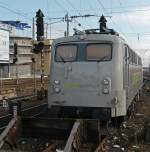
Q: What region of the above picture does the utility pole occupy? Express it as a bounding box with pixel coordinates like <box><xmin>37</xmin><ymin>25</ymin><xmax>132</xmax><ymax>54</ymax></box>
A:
<box><xmin>49</xmin><ymin>19</ymin><xmax>52</xmax><ymax>39</ymax></box>
<box><xmin>49</xmin><ymin>14</ymin><xmax>97</xmax><ymax>37</ymax></box>
<box><xmin>32</xmin><ymin>18</ymin><xmax>35</xmax><ymax>40</ymax></box>
<box><xmin>64</xmin><ymin>14</ymin><xmax>96</xmax><ymax>36</ymax></box>
<box><xmin>65</xmin><ymin>13</ymin><xmax>69</xmax><ymax>36</ymax></box>
<box><xmin>45</xmin><ymin>23</ymin><xmax>48</xmax><ymax>39</ymax></box>
<box><xmin>31</xmin><ymin>57</ymin><xmax>36</xmax><ymax>94</ymax></box>
<box><xmin>0</xmin><ymin>65</ymin><xmax>2</xmax><ymax>92</ymax></box>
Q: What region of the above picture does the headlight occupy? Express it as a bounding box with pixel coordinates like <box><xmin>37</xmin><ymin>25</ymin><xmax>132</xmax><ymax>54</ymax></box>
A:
<box><xmin>54</xmin><ymin>80</ymin><xmax>60</xmax><ymax>85</ymax></box>
<box><xmin>103</xmin><ymin>88</ymin><xmax>109</xmax><ymax>94</ymax></box>
<box><xmin>54</xmin><ymin>87</ymin><xmax>61</xmax><ymax>93</ymax></box>
<box><xmin>103</xmin><ymin>79</ymin><xmax>109</xmax><ymax>85</ymax></box>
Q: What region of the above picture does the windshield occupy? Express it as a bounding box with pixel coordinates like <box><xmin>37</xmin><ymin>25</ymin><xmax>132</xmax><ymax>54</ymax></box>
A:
<box><xmin>86</xmin><ymin>44</ymin><xmax>112</xmax><ymax>61</ymax></box>
<box><xmin>56</xmin><ymin>44</ymin><xmax>77</xmax><ymax>62</ymax></box>
<box><xmin>55</xmin><ymin>43</ymin><xmax>112</xmax><ymax>62</ymax></box>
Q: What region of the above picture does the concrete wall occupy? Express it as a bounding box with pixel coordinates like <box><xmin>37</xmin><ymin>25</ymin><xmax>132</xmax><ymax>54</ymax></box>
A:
<box><xmin>10</xmin><ymin>64</ymin><xmax>31</xmax><ymax>77</ymax></box>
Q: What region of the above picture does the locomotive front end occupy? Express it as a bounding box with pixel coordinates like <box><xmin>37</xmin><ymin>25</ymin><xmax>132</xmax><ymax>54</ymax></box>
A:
<box><xmin>48</xmin><ymin>34</ymin><xmax>125</xmax><ymax>120</ymax></box>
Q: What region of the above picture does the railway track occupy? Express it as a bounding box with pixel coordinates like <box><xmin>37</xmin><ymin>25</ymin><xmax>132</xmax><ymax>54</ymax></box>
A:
<box><xmin>0</xmin><ymin>100</ymin><xmax>115</xmax><ymax>152</ymax></box>
<box><xmin>0</xmin><ymin>93</ymin><xmax>141</xmax><ymax>151</ymax></box>
<box><xmin>0</xmin><ymin>90</ymin><xmax>130</xmax><ymax>152</ymax></box>
<box><xmin>0</xmin><ymin>100</ymin><xmax>116</xmax><ymax>151</ymax></box>
<box><xmin>0</xmin><ymin>94</ymin><xmax>37</xmax><ymax>104</ymax></box>
<box><xmin>0</xmin><ymin>93</ymin><xmax>46</xmax><ymax>117</ymax></box>
<box><xmin>20</xmin><ymin>117</ymin><xmax>111</xmax><ymax>152</ymax></box>
<box><xmin>0</xmin><ymin>103</ymin><xmax>47</xmax><ymax>133</ymax></box>
<box><xmin>0</xmin><ymin>114</ymin><xmax>12</xmax><ymax>131</ymax></box>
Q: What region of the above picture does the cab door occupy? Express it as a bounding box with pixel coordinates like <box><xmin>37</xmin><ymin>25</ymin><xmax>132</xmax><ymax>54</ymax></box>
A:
<box><xmin>123</xmin><ymin>46</ymin><xmax>129</xmax><ymax>99</ymax></box>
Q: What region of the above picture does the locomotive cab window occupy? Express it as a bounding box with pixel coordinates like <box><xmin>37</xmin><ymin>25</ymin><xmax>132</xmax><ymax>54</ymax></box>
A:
<box><xmin>56</xmin><ymin>45</ymin><xmax>77</xmax><ymax>62</ymax></box>
<box><xmin>86</xmin><ymin>44</ymin><xmax>112</xmax><ymax>61</ymax></box>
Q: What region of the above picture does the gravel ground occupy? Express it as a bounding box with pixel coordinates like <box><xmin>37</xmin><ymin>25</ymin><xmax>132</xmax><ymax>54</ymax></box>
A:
<box><xmin>105</xmin><ymin>89</ymin><xmax>150</xmax><ymax>152</ymax></box>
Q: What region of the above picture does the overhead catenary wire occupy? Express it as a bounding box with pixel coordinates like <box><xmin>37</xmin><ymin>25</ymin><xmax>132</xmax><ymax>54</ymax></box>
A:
<box><xmin>108</xmin><ymin>7</ymin><xmax>150</xmax><ymax>14</ymax></box>
<box><xmin>63</xmin><ymin>0</ymin><xmax>89</xmax><ymax>30</ymax></box>
<box><xmin>55</xmin><ymin>0</ymin><xmax>68</xmax><ymax>13</ymax></box>
<box><xmin>0</xmin><ymin>1</ymin><xmax>33</xmax><ymax>38</ymax></box>
<box><xmin>0</xmin><ymin>2</ymin><xmax>32</xmax><ymax>21</ymax></box>
<box><xmin>46</xmin><ymin>0</ymin><xmax>69</xmax><ymax>38</ymax></box>
<box><xmin>50</xmin><ymin>0</ymin><xmax>96</xmax><ymax>36</ymax></box>
<box><xmin>47</xmin><ymin>3</ymin><xmax>150</xmax><ymax>14</ymax></box>
<box><xmin>117</xmin><ymin>0</ymin><xmax>135</xmax><ymax>33</ymax></box>
<box><xmin>115</xmin><ymin>0</ymin><xmax>148</xmax><ymax>48</ymax></box>
<box><xmin>64</xmin><ymin>0</ymin><xmax>82</xmax><ymax>15</ymax></box>
<box><xmin>117</xmin><ymin>0</ymin><xmax>135</xmax><ymax>46</ymax></box>
<box><xmin>124</xmin><ymin>32</ymin><xmax>150</xmax><ymax>36</ymax></box>
<box><xmin>47</xmin><ymin>0</ymin><xmax>99</xmax><ymax>38</ymax></box>
<box><xmin>96</xmin><ymin>0</ymin><xmax>130</xmax><ymax>43</ymax></box>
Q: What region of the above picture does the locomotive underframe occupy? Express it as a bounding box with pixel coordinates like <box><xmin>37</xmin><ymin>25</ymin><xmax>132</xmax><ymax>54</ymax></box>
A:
<box><xmin>50</xmin><ymin>106</ymin><xmax>111</xmax><ymax>121</ymax></box>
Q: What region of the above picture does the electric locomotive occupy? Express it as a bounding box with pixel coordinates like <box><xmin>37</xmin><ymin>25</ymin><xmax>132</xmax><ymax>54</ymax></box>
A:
<box><xmin>48</xmin><ymin>15</ymin><xmax>143</xmax><ymax>121</ymax></box>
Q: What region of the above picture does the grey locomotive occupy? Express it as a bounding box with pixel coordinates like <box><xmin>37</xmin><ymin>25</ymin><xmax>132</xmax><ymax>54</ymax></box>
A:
<box><xmin>48</xmin><ymin>16</ymin><xmax>143</xmax><ymax>121</ymax></box>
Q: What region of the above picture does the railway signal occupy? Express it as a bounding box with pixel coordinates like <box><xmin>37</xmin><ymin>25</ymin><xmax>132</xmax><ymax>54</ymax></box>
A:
<box><xmin>34</xmin><ymin>9</ymin><xmax>45</xmax><ymax>99</ymax></box>
<box><xmin>33</xmin><ymin>9</ymin><xmax>44</xmax><ymax>54</ymax></box>
<box><xmin>13</xmin><ymin>58</ymin><xmax>17</xmax><ymax>64</ymax></box>
<box><xmin>33</xmin><ymin>41</ymin><xmax>44</xmax><ymax>54</ymax></box>
<box><xmin>31</xmin><ymin>57</ymin><xmax>36</xmax><ymax>94</ymax></box>
<box><xmin>36</xmin><ymin>9</ymin><xmax>44</xmax><ymax>41</ymax></box>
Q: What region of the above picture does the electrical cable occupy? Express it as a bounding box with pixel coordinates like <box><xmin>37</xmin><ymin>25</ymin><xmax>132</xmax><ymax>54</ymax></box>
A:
<box><xmin>0</xmin><ymin>2</ymin><xmax>32</xmax><ymax>21</ymax></box>
<box><xmin>96</xmin><ymin>0</ymin><xmax>129</xmax><ymax>43</ymax></box>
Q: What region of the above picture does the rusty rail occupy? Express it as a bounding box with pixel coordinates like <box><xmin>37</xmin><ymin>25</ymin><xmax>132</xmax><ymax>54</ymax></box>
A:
<box><xmin>64</xmin><ymin>119</ymin><xmax>86</xmax><ymax>152</ymax></box>
<box><xmin>42</xmin><ymin>143</ymin><xmax>56</xmax><ymax>152</ymax></box>
<box><xmin>95</xmin><ymin>137</ymin><xmax>107</xmax><ymax>152</ymax></box>
<box><xmin>0</xmin><ymin>116</ymin><xmax>21</xmax><ymax>150</ymax></box>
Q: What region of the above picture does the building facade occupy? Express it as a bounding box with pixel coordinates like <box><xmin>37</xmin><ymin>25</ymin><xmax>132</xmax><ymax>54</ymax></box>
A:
<box><xmin>0</xmin><ymin>35</ymin><xmax>52</xmax><ymax>78</ymax></box>
<box><xmin>9</xmin><ymin>36</ymin><xmax>33</xmax><ymax>77</ymax></box>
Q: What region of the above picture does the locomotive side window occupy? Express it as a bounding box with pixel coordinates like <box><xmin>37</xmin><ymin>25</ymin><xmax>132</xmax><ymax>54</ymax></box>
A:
<box><xmin>125</xmin><ymin>47</ymin><xmax>128</xmax><ymax>57</ymax></box>
<box><xmin>56</xmin><ymin>45</ymin><xmax>77</xmax><ymax>62</ymax></box>
<box><xmin>138</xmin><ymin>56</ymin><xmax>142</xmax><ymax>65</ymax></box>
<box><xmin>124</xmin><ymin>46</ymin><xmax>129</xmax><ymax>61</ymax></box>
<box><xmin>128</xmin><ymin>49</ymin><xmax>132</xmax><ymax>63</ymax></box>
<box><xmin>129</xmin><ymin>49</ymin><xmax>140</xmax><ymax>65</ymax></box>
<box><xmin>132</xmin><ymin>51</ymin><xmax>137</xmax><ymax>64</ymax></box>
<box><xmin>86</xmin><ymin>44</ymin><xmax>112</xmax><ymax>61</ymax></box>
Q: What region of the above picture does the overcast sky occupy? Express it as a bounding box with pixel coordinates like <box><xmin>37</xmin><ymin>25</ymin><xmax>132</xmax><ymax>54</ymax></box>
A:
<box><xmin>0</xmin><ymin>0</ymin><xmax>150</xmax><ymax>66</ymax></box>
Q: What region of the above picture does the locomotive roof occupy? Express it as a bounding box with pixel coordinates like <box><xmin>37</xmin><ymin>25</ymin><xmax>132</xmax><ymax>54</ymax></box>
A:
<box><xmin>53</xmin><ymin>33</ymin><xmax>126</xmax><ymax>45</ymax></box>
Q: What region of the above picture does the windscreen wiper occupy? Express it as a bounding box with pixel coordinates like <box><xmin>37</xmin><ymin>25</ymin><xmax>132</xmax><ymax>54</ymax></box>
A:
<box><xmin>60</xmin><ymin>55</ymin><xmax>66</xmax><ymax>63</ymax></box>
<box><xmin>97</xmin><ymin>56</ymin><xmax>108</xmax><ymax>63</ymax></box>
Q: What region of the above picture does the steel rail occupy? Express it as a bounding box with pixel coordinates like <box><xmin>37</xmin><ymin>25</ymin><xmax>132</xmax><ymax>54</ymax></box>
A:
<box><xmin>0</xmin><ymin>94</ymin><xmax>37</xmax><ymax>103</ymax></box>
<box><xmin>0</xmin><ymin>117</ymin><xmax>21</xmax><ymax>149</ymax></box>
<box><xmin>0</xmin><ymin>103</ymin><xmax>47</xmax><ymax>132</ymax></box>
<box><xmin>64</xmin><ymin>119</ymin><xmax>85</xmax><ymax>152</ymax></box>
<box><xmin>0</xmin><ymin>114</ymin><xmax>12</xmax><ymax>132</ymax></box>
